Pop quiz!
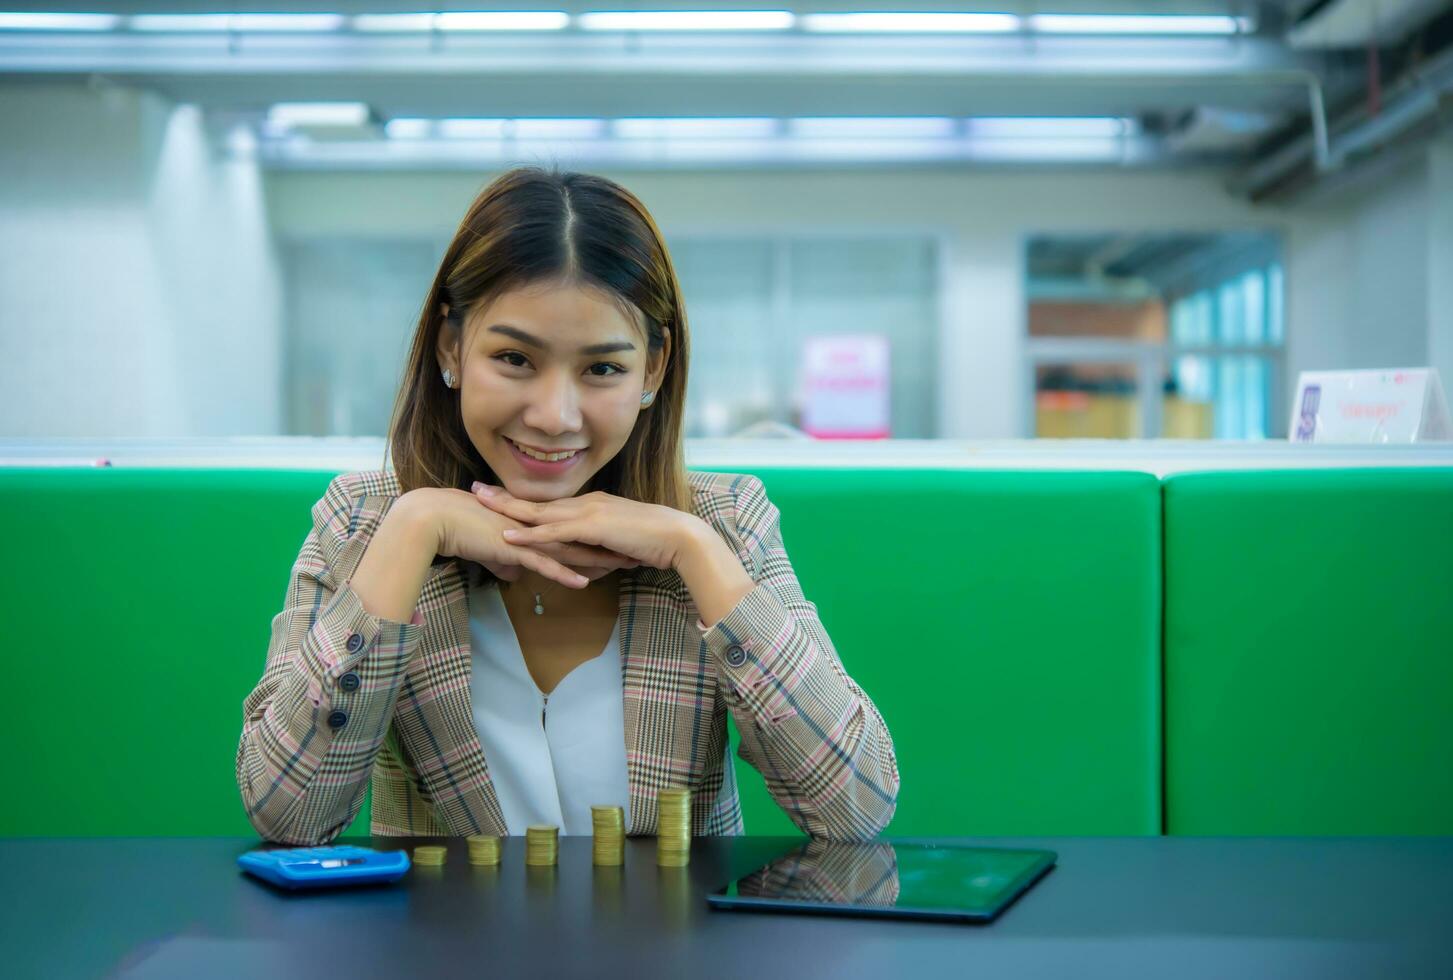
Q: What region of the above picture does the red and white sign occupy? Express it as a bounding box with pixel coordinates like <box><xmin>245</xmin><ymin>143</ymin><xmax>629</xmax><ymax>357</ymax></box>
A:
<box><xmin>799</xmin><ymin>335</ymin><xmax>891</xmax><ymax>439</ymax></box>
<box><xmin>1289</xmin><ymin>368</ymin><xmax>1452</xmax><ymax>443</ymax></box>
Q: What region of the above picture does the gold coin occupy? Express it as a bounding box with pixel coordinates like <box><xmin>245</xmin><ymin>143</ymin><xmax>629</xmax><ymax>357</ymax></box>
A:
<box><xmin>412</xmin><ymin>845</ymin><xmax>447</xmax><ymax>866</ymax></box>
<box><xmin>525</xmin><ymin>824</ymin><xmax>559</xmax><ymax>866</ymax></box>
<box><xmin>656</xmin><ymin>787</ymin><xmax>692</xmax><ymax>866</ymax></box>
<box><xmin>466</xmin><ymin>835</ymin><xmax>502</xmax><ymax>866</ymax></box>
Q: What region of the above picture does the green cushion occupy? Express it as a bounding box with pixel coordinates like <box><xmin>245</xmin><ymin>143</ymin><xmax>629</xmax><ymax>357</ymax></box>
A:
<box><xmin>0</xmin><ymin>466</ymin><xmax>1162</xmax><ymax>837</ymax></box>
<box><xmin>722</xmin><ymin>468</ymin><xmax>1163</xmax><ymax>836</ymax></box>
<box><xmin>1163</xmin><ymin>468</ymin><xmax>1453</xmax><ymax>835</ymax></box>
<box><xmin>0</xmin><ymin>468</ymin><xmax>351</xmax><ymax>837</ymax></box>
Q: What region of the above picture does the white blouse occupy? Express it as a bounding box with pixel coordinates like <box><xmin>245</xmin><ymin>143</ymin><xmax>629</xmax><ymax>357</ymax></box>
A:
<box><xmin>467</xmin><ymin>580</ymin><xmax>632</xmax><ymax>836</ymax></box>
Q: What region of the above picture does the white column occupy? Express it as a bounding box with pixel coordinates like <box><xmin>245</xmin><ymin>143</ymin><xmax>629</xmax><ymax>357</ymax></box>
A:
<box><xmin>1428</xmin><ymin>133</ymin><xmax>1453</xmax><ymax>393</ymax></box>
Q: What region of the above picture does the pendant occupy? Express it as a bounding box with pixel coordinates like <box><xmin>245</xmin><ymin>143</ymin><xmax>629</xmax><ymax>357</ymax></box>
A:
<box><xmin>533</xmin><ymin>592</ymin><xmax>544</xmax><ymax>615</ymax></box>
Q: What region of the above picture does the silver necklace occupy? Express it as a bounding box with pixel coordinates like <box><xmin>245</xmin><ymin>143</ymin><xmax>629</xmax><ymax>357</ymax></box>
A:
<box><xmin>508</xmin><ymin>579</ymin><xmax>561</xmax><ymax>615</ymax></box>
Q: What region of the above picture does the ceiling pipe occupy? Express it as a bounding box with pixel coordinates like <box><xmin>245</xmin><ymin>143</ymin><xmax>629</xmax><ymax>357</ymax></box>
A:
<box><xmin>1232</xmin><ymin>42</ymin><xmax>1453</xmax><ymax>199</ymax></box>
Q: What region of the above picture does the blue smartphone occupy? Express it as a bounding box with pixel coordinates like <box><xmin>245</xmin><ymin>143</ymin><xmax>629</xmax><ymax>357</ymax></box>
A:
<box><xmin>237</xmin><ymin>845</ymin><xmax>411</xmax><ymax>890</ymax></box>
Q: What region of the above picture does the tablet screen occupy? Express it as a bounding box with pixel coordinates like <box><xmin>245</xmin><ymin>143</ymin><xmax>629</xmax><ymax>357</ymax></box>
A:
<box><xmin>709</xmin><ymin>840</ymin><xmax>1056</xmax><ymax>922</ymax></box>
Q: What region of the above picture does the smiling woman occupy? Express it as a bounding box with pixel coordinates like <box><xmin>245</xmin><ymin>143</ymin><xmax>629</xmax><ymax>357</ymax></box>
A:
<box><xmin>390</xmin><ymin>167</ymin><xmax>691</xmax><ymax>515</ymax></box>
<box><xmin>236</xmin><ymin>167</ymin><xmax>899</xmax><ymax>846</ymax></box>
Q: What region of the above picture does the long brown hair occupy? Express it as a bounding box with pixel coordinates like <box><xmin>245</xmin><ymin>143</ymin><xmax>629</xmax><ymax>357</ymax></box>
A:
<box><xmin>386</xmin><ymin>166</ymin><xmax>692</xmax><ymax>515</ymax></box>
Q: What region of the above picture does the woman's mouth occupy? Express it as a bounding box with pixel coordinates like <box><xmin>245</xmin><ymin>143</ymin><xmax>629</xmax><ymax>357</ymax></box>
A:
<box><xmin>503</xmin><ymin>436</ymin><xmax>587</xmax><ymax>475</ymax></box>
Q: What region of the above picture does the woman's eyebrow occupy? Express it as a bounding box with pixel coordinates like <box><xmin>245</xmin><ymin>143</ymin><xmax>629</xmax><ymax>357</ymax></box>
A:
<box><xmin>487</xmin><ymin>323</ymin><xmax>636</xmax><ymax>356</ymax></box>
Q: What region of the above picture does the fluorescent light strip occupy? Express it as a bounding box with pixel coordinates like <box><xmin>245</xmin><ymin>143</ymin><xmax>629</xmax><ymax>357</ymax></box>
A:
<box><xmin>967</xmin><ymin>139</ymin><xmax>1126</xmax><ymax>162</ymax></box>
<box><xmin>613</xmin><ymin>117</ymin><xmax>778</xmax><ymax>139</ymax></box>
<box><xmin>801</xmin><ymin>12</ymin><xmax>1019</xmax><ymax>33</ymax></box>
<box><xmin>385</xmin><ymin>118</ymin><xmax>435</xmax><ymax>139</ymax></box>
<box><xmin>578</xmin><ymin>11</ymin><xmax>794</xmax><ymax>31</ymax></box>
<box><xmin>353</xmin><ymin>14</ymin><xmax>437</xmax><ymax>32</ymax></box>
<box><xmin>437</xmin><ymin>12</ymin><xmax>569</xmax><ymax>31</ymax></box>
<box><xmin>381</xmin><ymin>116</ymin><xmax>1135</xmax><ymax>143</ymax></box>
<box><xmin>969</xmin><ymin>116</ymin><xmax>1133</xmax><ymax>138</ymax></box>
<box><xmin>0</xmin><ymin>13</ymin><xmax>120</xmax><ymax>30</ymax></box>
<box><xmin>130</xmin><ymin>14</ymin><xmax>345</xmax><ymax>32</ymax></box>
<box><xmin>268</xmin><ymin>102</ymin><xmax>370</xmax><ymax>128</ymax></box>
<box><xmin>129</xmin><ymin>14</ymin><xmax>233</xmax><ymax>32</ymax></box>
<box><xmin>1028</xmin><ymin>14</ymin><xmax>1249</xmax><ymax>35</ymax></box>
<box><xmin>437</xmin><ymin>119</ymin><xmax>510</xmax><ymax>139</ymax></box>
<box><xmin>433</xmin><ymin>118</ymin><xmax>604</xmax><ymax>139</ymax></box>
<box><xmin>512</xmin><ymin>118</ymin><xmax>605</xmax><ymax>138</ymax></box>
<box><xmin>789</xmin><ymin>117</ymin><xmax>958</xmax><ymax>138</ymax></box>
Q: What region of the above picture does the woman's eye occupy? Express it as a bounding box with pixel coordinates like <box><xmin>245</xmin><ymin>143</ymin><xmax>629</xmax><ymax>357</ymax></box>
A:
<box><xmin>493</xmin><ymin>352</ymin><xmax>624</xmax><ymax>378</ymax></box>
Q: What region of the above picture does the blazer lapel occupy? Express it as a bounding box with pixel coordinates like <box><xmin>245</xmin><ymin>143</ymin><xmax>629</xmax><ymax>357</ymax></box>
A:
<box><xmin>394</xmin><ymin>558</ymin><xmax>508</xmax><ymax>837</ymax></box>
<box><xmin>618</xmin><ymin>565</ymin><xmax>717</xmax><ymax>835</ymax></box>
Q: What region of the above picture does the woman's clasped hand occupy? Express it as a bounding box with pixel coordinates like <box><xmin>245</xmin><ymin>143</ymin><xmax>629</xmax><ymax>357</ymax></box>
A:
<box><xmin>421</xmin><ymin>484</ymin><xmax>642</xmax><ymax>588</ymax></box>
<box><xmin>469</xmin><ymin>482</ymin><xmax>701</xmax><ymax>583</ymax></box>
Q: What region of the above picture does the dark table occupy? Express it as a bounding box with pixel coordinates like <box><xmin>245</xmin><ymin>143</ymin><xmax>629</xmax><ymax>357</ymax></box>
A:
<box><xmin>3</xmin><ymin>835</ymin><xmax>1451</xmax><ymax>979</ymax></box>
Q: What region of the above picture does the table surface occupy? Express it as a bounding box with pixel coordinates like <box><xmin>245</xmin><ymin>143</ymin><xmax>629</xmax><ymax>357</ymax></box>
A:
<box><xmin>3</xmin><ymin>835</ymin><xmax>1452</xmax><ymax>979</ymax></box>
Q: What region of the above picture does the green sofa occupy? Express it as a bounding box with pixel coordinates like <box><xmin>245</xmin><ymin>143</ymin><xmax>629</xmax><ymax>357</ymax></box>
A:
<box><xmin>1</xmin><ymin>464</ymin><xmax>1446</xmax><ymax>839</ymax></box>
<box><xmin>1163</xmin><ymin>468</ymin><xmax>1453</xmax><ymax>835</ymax></box>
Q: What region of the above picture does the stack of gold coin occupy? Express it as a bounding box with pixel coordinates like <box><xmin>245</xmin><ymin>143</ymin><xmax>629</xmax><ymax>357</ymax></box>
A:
<box><xmin>525</xmin><ymin>824</ymin><xmax>559</xmax><ymax>866</ymax></box>
<box><xmin>412</xmin><ymin>844</ymin><xmax>447</xmax><ymax>867</ymax></box>
<box><xmin>656</xmin><ymin>787</ymin><xmax>692</xmax><ymax>867</ymax></box>
<box><xmin>591</xmin><ymin>805</ymin><xmax>625</xmax><ymax>866</ymax></box>
<box><xmin>466</xmin><ymin>834</ymin><xmax>502</xmax><ymax>866</ymax></box>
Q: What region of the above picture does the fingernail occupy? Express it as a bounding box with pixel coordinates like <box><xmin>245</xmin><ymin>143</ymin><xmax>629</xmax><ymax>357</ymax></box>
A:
<box><xmin>502</xmin><ymin>528</ymin><xmax>519</xmax><ymax>539</ymax></box>
<box><xmin>476</xmin><ymin>483</ymin><xmax>498</xmax><ymax>496</ymax></box>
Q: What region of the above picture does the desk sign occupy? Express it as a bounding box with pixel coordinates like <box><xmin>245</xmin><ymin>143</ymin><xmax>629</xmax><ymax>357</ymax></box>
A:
<box><xmin>1289</xmin><ymin>368</ymin><xmax>1452</xmax><ymax>443</ymax></box>
<box><xmin>800</xmin><ymin>334</ymin><xmax>891</xmax><ymax>440</ymax></box>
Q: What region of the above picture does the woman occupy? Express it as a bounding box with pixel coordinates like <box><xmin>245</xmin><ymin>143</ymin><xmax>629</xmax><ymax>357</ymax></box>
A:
<box><xmin>237</xmin><ymin>167</ymin><xmax>899</xmax><ymax>846</ymax></box>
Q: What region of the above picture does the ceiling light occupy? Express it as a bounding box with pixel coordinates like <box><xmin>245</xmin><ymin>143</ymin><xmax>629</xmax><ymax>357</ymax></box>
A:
<box><xmin>511</xmin><ymin>118</ymin><xmax>605</xmax><ymax>138</ymax></box>
<box><xmin>268</xmin><ymin>102</ymin><xmax>371</xmax><ymax>128</ymax></box>
<box><xmin>384</xmin><ymin>118</ymin><xmax>435</xmax><ymax>139</ymax></box>
<box><xmin>966</xmin><ymin>139</ymin><xmax>1127</xmax><ymax>162</ymax></box>
<box><xmin>613</xmin><ymin>118</ymin><xmax>778</xmax><ymax>138</ymax></box>
<box><xmin>353</xmin><ymin>14</ymin><xmax>437</xmax><ymax>32</ymax></box>
<box><xmin>968</xmin><ymin>117</ymin><xmax>1134</xmax><ymax>138</ymax></box>
<box><xmin>1028</xmin><ymin>14</ymin><xmax>1250</xmax><ymax>35</ymax></box>
<box><xmin>789</xmin><ymin>117</ymin><xmax>958</xmax><ymax>138</ymax></box>
<box><xmin>800</xmin><ymin>12</ymin><xmax>1019</xmax><ymax>33</ymax></box>
<box><xmin>436</xmin><ymin>12</ymin><xmax>569</xmax><ymax>31</ymax></box>
<box><xmin>437</xmin><ymin>119</ymin><xmax>510</xmax><ymax>139</ymax></box>
<box><xmin>130</xmin><ymin>13</ymin><xmax>344</xmax><ymax>32</ymax></box>
<box><xmin>0</xmin><ymin>13</ymin><xmax>120</xmax><ymax>30</ymax></box>
<box><xmin>578</xmin><ymin>11</ymin><xmax>794</xmax><ymax>31</ymax></box>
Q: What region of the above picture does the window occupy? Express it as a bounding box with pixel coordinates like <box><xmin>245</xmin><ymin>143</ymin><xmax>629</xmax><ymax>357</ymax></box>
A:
<box><xmin>1025</xmin><ymin>232</ymin><xmax>1284</xmax><ymax>440</ymax></box>
<box><xmin>1169</xmin><ymin>266</ymin><xmax>1284</xmax><ymax>440</ymax></box>
<box><xmin>673</xmin><ymin>235</ymin><xmax>940</xmax><ymax>438</ymax></box>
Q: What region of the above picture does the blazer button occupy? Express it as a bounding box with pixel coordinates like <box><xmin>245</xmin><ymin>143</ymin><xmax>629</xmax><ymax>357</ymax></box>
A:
<box><xmin>326</xmin><ymin>710</ymin><xmax>349</xmax><ymax>730</ymax></box>
<box><xmin>338</xmin><ymin>672</ymin><xmax>361</xmax><ymax>692</ymax></box>
<box><xmin>725</xmin><ymin>644</ymin><xmax>748</xmax><ymax>668</ymax></box>
<box><xmin>346</xmin><ymin>632</ymin><xmax>365</xmax><ymax>654</ymax></box>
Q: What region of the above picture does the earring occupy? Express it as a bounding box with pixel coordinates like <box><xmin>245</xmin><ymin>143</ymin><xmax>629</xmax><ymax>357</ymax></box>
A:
<box><xmin>442</xmin><ymin>369</ymin><xmax>457</xmax><ymax>388</ymax></box>
<box><xmin>640</xmin><ymin>390</ymin><xmax>655</xmax><ymax>407</ymax></box>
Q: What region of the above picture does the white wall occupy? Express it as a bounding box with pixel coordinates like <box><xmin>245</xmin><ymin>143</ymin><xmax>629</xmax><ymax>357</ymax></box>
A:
<box><xmin>1429</xmin><ymin>133</ymin><xmax>1453</xmax><ymax>394</ymax></box>
<box><xmin>1284</xmin><ymin>155</ymin><xmax>1432</xmax><ymax>386</ymax></box>
<box><xmin>268</xmin><ymin>168</ymin><xmax>1298</xmax><ymax>438</ymax></box>
<box><xmin>2</xmin><ymin>78</ymin><xmax>1440</xmax><ymax>440</ymax></box>
<box><xmin>0</xmin><ymin>82</ymin><xmax>283</xmax><ymax>437</ymax></box>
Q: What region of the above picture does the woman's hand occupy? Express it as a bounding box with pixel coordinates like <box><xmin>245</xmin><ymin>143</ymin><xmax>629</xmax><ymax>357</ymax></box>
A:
<box><xmin>422</xmin><ymin>487</ymin><xmax>640</xmax><ymax>589</ymax></box>
<box><xmin>469</xmin><ymin>483</ymin><xmax>700</xmax><ymax>571</ymax></box>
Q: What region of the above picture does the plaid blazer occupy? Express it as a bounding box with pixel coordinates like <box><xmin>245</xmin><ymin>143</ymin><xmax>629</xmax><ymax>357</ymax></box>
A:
<box><xmin>237</xmin><ymin>468</ymin><xmax>899</xmax><ymax>845</ymax></box>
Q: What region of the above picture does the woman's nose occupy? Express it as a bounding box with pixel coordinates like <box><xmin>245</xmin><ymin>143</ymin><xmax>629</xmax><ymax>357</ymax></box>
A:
<box><xmin>522</xmin><ymin>372</ymin><xmax>583</xmax><ymax>434</ymax></box>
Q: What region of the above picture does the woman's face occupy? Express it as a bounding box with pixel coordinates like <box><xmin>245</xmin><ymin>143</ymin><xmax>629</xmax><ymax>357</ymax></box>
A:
<box><xmin>437</xmin><ymin>280</ymin><xmax>669</xmax><ymax>502</ymax></box>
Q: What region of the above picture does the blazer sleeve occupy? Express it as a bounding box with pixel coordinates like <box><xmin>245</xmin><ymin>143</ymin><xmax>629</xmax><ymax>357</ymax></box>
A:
<box><xmin>698</xmin><ymin>475</ymin><xmax>900</xmax><ymax>841</ymax></box>
<box><xmin>236</xmin><ymin>474</ymin><xmax>425</xmax><ymax>845</ymax></box>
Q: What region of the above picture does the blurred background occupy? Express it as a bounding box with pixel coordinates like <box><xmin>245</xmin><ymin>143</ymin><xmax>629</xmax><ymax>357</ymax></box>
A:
<box><xmin>2</xmin><ymin>0</ymin><xmax>1450</xmax><ymax>442</ymax></box>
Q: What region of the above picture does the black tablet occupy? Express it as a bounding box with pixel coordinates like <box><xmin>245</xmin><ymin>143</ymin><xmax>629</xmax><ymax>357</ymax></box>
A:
<box><xmin>707</xmin><ymin>840</ymin><xmax>1056</xmax><ymax>923</ymax></box>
